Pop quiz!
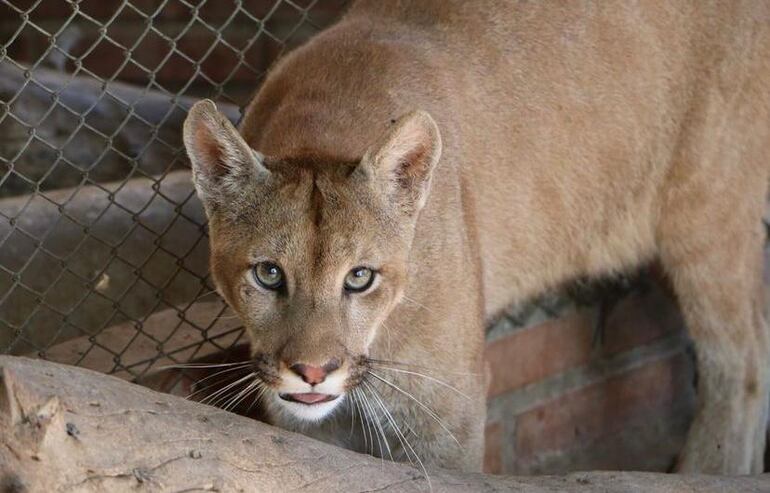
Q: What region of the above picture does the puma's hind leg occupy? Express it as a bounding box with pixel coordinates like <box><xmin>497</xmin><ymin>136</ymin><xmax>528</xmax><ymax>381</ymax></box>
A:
<box><xmin>658</xmin><ymin>183</ymin><xmax>770</xmax><ymax>474</ymax></box>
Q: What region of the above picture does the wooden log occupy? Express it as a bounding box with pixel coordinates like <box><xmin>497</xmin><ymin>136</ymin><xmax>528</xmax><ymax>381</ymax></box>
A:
<box><xmin>0</xmin><ymin>171</ymin><xmax>210</xmax><ymax>356</ymax></box>
<box><xmin>0</xmin><ymin>355</ymin><xmax>766</xmax><ymax>492</ymax></box>
<box><xmin>0</xmin><ymin>63</ymin><xmax>240</xmax><ymax>197</ymax></box>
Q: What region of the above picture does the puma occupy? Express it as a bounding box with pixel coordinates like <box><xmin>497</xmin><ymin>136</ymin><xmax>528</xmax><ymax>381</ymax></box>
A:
<box><xmin>183</xmin><ymin>0</ymin><xmax>770</xmax><ymax>474</ymax></box>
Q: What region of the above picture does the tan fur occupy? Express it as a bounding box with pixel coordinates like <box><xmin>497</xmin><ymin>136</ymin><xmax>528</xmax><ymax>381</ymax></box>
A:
<box><xmin>183</xmin><ymin>0</ymin><xmax>770</xmax><ymax>473</ymax></box>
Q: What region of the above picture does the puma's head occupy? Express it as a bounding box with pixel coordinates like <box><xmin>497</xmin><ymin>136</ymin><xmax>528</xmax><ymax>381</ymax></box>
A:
<box><xmin>183</xmin><ymin>100</ymin><xmax>442</xmax><ymax>422</ymax></box>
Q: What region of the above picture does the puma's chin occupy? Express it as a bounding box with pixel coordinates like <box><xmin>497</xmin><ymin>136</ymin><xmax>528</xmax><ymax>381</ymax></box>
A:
<box><xmin>275</xmin><ymin>392</ymin><xmax>345</xmax><ymax>422</ymax></box>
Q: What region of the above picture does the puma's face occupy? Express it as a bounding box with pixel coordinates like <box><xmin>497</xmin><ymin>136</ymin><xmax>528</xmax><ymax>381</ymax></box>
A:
<box><xmin>183</xmin><ymin>101</ymin><xmax>441</xmax><ymax>422</ymax></box>
<box><xmin>204</xmin><ymin>160</ymin><xmax>415</xmax><ymax>422</ymax></box>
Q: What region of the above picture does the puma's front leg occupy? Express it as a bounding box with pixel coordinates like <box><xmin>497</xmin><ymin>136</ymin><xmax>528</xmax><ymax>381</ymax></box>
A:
<box><xmin>675</xmin><ymin>333</ymin><xmax>769</xmax><ymax>474</ymax></box>
<box><xmin>660</xmin><ymin>217</ymin><xmax>770</xmax><ymax>474</ymax></box>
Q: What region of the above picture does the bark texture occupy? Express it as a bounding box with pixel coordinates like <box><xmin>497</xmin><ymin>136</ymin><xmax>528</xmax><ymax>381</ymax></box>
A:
<box><xmin>0</xmin><ymin>355</ymin><xmax>767</xmax><ymax>492</ymax></box>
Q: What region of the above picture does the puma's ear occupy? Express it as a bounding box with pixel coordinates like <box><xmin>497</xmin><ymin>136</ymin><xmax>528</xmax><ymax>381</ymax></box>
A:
<box><xmin>357</xmin><ymin>110</ymin><xmax>442</xmax><ymax>214</ymax></box>
<box><xmin>183</xmin><ymin>99</ymin><xmax>269</xmax><ymax>211</ymax></box>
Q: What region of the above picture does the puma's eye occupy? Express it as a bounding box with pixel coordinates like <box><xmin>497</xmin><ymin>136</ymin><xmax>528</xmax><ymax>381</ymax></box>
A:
<box><xmin>253</xmin><ymin>262</ymin><xmax>284</xmax><ymax>290</ymax></box>
<box><xmin>344</xmin><ymin>267</ymin><xmax>375</xmax><ymax>292</ymax></box>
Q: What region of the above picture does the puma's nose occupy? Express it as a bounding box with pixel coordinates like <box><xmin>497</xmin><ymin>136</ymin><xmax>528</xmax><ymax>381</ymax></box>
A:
<box><xmin>289</xmin><ymin>359</ymin><xmax>341</xmax><ymax>385</ymax></box>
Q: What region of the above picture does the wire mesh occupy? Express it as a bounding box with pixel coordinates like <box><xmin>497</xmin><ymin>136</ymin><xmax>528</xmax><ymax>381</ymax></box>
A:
<box><xmin>0</xmin><ymin>0</ymin><xmax>349</xmax><ymax>382</ymax></box>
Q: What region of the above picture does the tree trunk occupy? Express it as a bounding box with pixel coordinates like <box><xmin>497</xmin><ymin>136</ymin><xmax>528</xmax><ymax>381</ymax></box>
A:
<box><xmin>0</xmin><ymin>355</ymin><xmax>766</xmax><ymax>492</ymax></box>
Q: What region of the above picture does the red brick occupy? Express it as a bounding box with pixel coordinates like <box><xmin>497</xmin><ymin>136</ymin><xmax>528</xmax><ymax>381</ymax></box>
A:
<box><xmin>485</xmin><ymin>282</ymin><xmax>683</xmax><ymax>397</ymax></box>
<box><xmin>514</xmin><ymin>353</ymin><xmax>692</xmax><ymax>462</ymax></box>
<box><xmin>485</xmin><ymin>311</ymin><xmax>594</xmax><ymax>398</ymax></box>
<box><xmin>602</xmin><ymin>286</ymin><xmax>683</xmax><ymax>354</ymax></box>
<box><xmin>511</xmin><ymin>407</ymin><xmax>690</xmax><ymax>474</ymax></box>
<box><xmin>483</xmin><ymin>422</ymin><xmax>503</xmax><ymax>474</ymax></box>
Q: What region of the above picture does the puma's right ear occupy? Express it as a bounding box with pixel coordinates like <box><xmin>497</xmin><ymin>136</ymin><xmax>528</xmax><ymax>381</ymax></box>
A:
<box><xmin>183</xmin><ymin>99</ymin><xmax>269</xmax><ymax>211</ymax></box>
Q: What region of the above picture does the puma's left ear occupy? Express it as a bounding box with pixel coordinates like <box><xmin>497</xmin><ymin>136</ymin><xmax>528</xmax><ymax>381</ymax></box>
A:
<box><xmin>183</xmin><ymin>99</ymin><xmax>269</xmax><ymax>212</ymax></box>
<box><xmin>357</xmin><ymin>110</ymin><xmax>442</xmax><ymax>214</ymax></box>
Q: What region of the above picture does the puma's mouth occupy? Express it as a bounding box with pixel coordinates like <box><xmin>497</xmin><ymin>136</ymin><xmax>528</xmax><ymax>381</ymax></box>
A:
<box><xmin>279</xmin><ymin>392</ymin><xmax>339</xmax><ymax>405</ymax></box>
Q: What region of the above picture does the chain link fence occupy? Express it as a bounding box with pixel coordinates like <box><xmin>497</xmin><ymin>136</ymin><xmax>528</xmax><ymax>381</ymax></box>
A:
<box><xmin>0</xmin><ymin>0</ymin><xmax>651</xmax><ymax>398</ymax></box>
<box><xmin>0</xmin><ymin>0</ymin><xmax>348</xmax><ymax>386</ymax></box>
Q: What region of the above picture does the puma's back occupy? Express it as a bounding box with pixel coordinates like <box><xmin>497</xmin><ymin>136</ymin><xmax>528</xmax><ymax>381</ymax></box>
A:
<box><xmin>184</xmin><ymin>0</ymin><xmax>770</xmax><ymax>473</ymax></box>
<box><xmin>241</xmin><ymin>0</ymin><xmax>770</xmax><ymax>314</ymax></box>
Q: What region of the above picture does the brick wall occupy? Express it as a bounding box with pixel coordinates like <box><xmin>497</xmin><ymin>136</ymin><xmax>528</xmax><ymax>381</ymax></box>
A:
<box><xmin>483</xmin><ymin>269</ymin><xmax>696</xmax><ymax>474</ymax></box>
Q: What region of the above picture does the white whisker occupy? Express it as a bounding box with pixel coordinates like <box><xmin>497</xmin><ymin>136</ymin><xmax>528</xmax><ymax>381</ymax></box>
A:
<box><xmin>360</xmin><ymin>385</ymin><xmax>396</xmax><ymax>464</ymax></box>
<box><xmin>200</xmin><ymin>373</ymin><xmax>255</xmax><ymax>407</ymax></box>
<box><xmin>189</xmin><ymin>289</ymin><xmax>220</xmax><ymax>302</ymax></box>
<box><xmin>369</xmin><ymin>364</ymin><xmax>471</xmax><ymax>400</ymax></box>
<box><xmin>223</xmin><ymin>377</ymin><xmax>261</xmax><ymax>412</ymax></box>
<box><xmin>348</xmin><ymin>392</ymin><xmax>357</xmax><ymax>439</ymax></box>
<box><xmin>361</xmin><ymin>385</ymin><xmax>397</xmax><ymax>466</ymax></box>
<box><xmin>185</xmin><ymin>365</ymin><xmax>253</xmax><ymax>400</ymax></box>
<box><xmin>359</xmin><ymin>388</ymin><xmax>387</xmax><ymax>465</ymax></box>
<box><xmin>352</xmin><ymin>389</ymin><xmax>373</xmax><ymax>455</ymax></box>
<box><xmin>367</xmin><ymin>370</ymin><xmax>461</xmax><ymax>449</ymax></box>
<box><xmin>245</xmin><ymin>383</ymin><xmax>269</xmax><ymax>416</ymax></box>
<box><xmin>362</xmin><ymin>381</ymin><xmax>415</xmax><ymax>467</ymax></box>
<box><xmin>367</xmin><ymin>358</ymin><xmax>482</xmax><ymax>377</ymax></box>
<box><xmin>362</xmin><ymin>380</ymin><xmax>431</xmax><ymax>490</ymax></box>
<box><xmin>159</xmin><ymin>361</ymin><xmax>252</xmax><ymax>370</ymax></box>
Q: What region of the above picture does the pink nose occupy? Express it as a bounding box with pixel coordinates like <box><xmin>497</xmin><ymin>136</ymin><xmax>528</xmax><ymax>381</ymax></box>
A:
<box><xmin>289</xmin><ymin>360</ymin><xmax>340</xmax><ymax>385</ymax></box>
